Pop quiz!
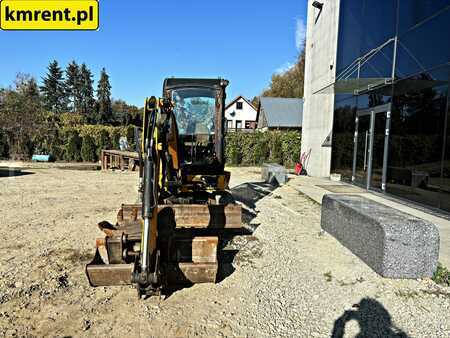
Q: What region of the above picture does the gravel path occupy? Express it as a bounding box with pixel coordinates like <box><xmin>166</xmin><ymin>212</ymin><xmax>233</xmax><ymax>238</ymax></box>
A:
<box><xmin>0</xmin><ymin>167</ymin><xmax>449</xmax><ymax>337</ymax></box>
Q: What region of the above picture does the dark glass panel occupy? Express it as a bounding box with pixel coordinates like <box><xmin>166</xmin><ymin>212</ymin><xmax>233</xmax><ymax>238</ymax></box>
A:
<box><xmin>361</xmin><ymin>0</ymin><xmax>397</xmax><ymax>54</ymax></box>
<box><xmin>354</xmin><ymin>114</ymin><xmax>371</xmax><ymax>187</ymax></box>
<box><xmin>359</xmin><ymin>43</ymin><xmax>394</xmax><ymax>78</ymax></box>
<box><xmin>357</xmin><ymin>93</ymin><xmax>391</xmax><ymax>110</ymax></box>
<box><xmin>387</xmin><ymin>66</ymin><xmax>449</xmax><ymax>209</ymax></box>
<box><xmin>336</xmin><ymin>0</ymin><xmax>364</xmax><ymax>73</ymax></box>
<box><xmin>337</xmin><ymin>0</ymin><xmax>397</xmax><ymax>74</ymax></box>
<box><xmin>331</xmin><ymin>95</ymin><xmax>357</xmax><ymax>181</ymax></box>
<box><xmin>396</xmin><ymin>8</ymin><xmax>450</xmax><ymax>78</ymax></box>
<box><xmin>356</xmin><ymin>42</ymin><xmax>395</xmax><ymax>98</ymax></box>
<box><xmin>371</xmin><ymin>112</ymin><xmax>387</xmax><ymax>189</ymax></box>
<box><xmin>439</xmin><ymin>68</ymin><xmax>450</xmax><ymax>211</ymax></box>
<box><xmin>398</xmin><ymin>0</ymin><xmax>450</xmax><ymax>35</ymax></box>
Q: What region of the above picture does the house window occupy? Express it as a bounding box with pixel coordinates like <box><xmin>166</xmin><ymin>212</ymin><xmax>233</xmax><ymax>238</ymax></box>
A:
<box><xmin>236</xmin><ymin>120</ymin><xmax>242</xmax><ymax>129</ymax></box>
<box><xmin>236</xmin><ymin>101</ymin><xmax>243</xmax><ymax>110</ymax></box>
<box><xmin>227</xmin><ymin>120</ymin><xmax>233</xmax><ymax>129</ymax></box>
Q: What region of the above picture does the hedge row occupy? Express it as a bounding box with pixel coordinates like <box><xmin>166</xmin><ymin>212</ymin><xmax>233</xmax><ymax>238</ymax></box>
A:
<box><xmin>38</xmin><ymin>124</ymin><xmax>136</xmax><ymax>162</ymax></box>
<box><xmin>225</xmin><ymin>130</ymin><xmax>301</xmax><ymax>167</ymax></box>
<box><xmin>60</xmin><ymin>129</ymin><xmax>301</xmax><ymax>166</ymax></box>
<box><xmin>1</xmin><ymin>123</ymin><xmax>301</xmax><ymax>167</ymax></box>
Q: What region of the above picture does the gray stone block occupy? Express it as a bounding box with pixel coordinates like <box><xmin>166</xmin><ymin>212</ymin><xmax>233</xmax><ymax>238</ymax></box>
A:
<box><xmin>321</xmin><ymin>194</ymin><xmax>440</xmax><ymax>278</ymax></box>
<box><xmin>261</xmin><ymin>163</ymin><xmax>287</xmax><ymax>185</ymax></box>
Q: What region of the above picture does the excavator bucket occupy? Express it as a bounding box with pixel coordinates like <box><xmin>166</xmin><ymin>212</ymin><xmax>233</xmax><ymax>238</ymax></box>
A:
<box><xmin>86</xmin><ymin>249</ymin><xmax>134</xmax><ymax>286</ymax></box>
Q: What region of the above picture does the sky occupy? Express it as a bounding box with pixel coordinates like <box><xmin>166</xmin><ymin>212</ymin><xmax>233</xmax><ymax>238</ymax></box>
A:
<box><xmin>0</xmin><ymin>0</ymin><xmax>307</xmax><ymax>107</ymax></box>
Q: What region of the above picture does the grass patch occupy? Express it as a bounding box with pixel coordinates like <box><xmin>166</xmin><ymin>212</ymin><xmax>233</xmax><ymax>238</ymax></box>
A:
<box><xmin>339</xmin><ymin>277</ymin><xmax>365</xmax><ymax>286</ymax></box>
<box><xmin>395</xmin><ymin>290</ymin><xmax>420</xmax><ymax>299</ymax></box>
<box><xmin>324</xmin><ymin>271</ymin><xmax>333</xmax><ymax>282</ymax></box>
<box><xmin>432</xmin><ymin>263</ymin><xmax>450</xmax><ymax>287</ymax></box>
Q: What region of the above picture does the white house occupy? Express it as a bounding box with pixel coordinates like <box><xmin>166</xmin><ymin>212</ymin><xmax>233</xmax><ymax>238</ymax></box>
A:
<box><xmin>225</xmin><ymin>95</ymin><xmax>258</xmax><ymax>131</ymax></box>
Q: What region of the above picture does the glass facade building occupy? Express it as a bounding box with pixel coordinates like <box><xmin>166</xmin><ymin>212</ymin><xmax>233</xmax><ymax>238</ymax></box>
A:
<box><xmin>330</xmin><ymin>1</ymin><xmax>450</xmax><ymax>211</ymax></box>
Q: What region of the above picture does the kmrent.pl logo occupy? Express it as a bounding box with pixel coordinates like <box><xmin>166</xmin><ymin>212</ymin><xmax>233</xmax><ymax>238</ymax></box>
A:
<box><xmin>0</xmin><ymin>0</ymin><xmax>99</xmax><ymax>30</ymax></box>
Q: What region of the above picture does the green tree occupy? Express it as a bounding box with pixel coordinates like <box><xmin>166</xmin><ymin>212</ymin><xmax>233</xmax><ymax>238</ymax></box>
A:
<box><xmin>96</xmin><ymin>68</ymin><xmax>112</xmax><ymax>124</ymax></box>
<box><xmin>111</xmin><ymin>129</ymin><xmax>121</xmax><ymax>149</ymax></box>
<box><xmin>64</xmin><ymin>131</ymin><xmax>82</xmax><ymax>161</ymax></box>
<box><xmin>0</xmin><ymin>129</ymin><xmax>9</xmax><ymax>158</ymax></box>
<box><xmin>79</xmin><ymin>63</ymin><xmax>95</xmax><ymax>117</ymax></box>
<box><xmin>126</xmin><ymin>125</ymin><xmax>136</xmax><ymax>150</ymax></box>
<box><xmin>41</xmin><ymin>60</ymin><xmax>68</xmax><ymax>113</ymax></box>
<box><xmin>33</xmin><ymin>112</ymin><xmax>64</xmax><ymax>159</ymax></box>
<box><xmin>0</xmin><ymin>74</ymin><xmax>43</xmax><ymax>158</ymax></box>
<box><xmin>97</xmin><ymin>129</ymin><xmax>112</xmax><ymax>157</ymax></box>
<box><xmin>81</xmin><ymin>135</ymin><xmax>97</xmax><ymax>162</ymax></box>
<box><xmin>251</xmin><ymin>96</ymin><xmax>260</xmax><ymax>109</ymax></box>
<box><xmin>65</xmin><ymin>61</ymin><xmax>82</xmax><ymax>113</ymax></box>
<box><xmin>111</xmin><ymin>99</ymin><xmax>141</xmax><ymax>125</ymax></box>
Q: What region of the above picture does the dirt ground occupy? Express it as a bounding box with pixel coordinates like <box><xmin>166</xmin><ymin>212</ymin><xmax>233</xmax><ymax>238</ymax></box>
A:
<box><xmin>0</xmin><ymin>165</ymin><xmax>449</xmax><ymax>337</ymax></box>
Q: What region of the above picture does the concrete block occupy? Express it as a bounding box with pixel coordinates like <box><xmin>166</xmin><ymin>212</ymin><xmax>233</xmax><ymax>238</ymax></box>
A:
<box><xmin>321</xmin><ymin>194</ymin><xmax>439</xmax><ymax>278</ymax></box>
<box><xmin>261</xmin><ymin>163</ymin><xmax>287</xmax><ymax>185</ymax></box>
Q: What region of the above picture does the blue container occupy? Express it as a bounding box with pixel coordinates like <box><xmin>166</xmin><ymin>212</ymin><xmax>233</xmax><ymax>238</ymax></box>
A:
<box><xmin>32</xmin><ymin>154</ymin><xmax>52</xmax><ymax>162</ymax></box>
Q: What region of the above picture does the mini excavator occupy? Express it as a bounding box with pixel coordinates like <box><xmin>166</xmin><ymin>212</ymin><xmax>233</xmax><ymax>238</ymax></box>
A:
<box><xmin>86</xmin><ymin>78</ymin><xmax>242</xmax><ymax>297</ymax></box>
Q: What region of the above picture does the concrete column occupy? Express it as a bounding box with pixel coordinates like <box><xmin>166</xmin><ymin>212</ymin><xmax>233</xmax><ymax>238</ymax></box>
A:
<box><xmin>301</xmin><ymin>0</ymin><xmax>340</xmax><ymax>177</ymax></box>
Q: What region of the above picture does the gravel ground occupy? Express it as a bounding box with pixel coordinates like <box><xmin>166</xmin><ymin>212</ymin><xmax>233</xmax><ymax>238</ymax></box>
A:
<box><xmin>0</xmin><ymin>166</ymin><xmax>449</xmax><ymax>337</ymax></box>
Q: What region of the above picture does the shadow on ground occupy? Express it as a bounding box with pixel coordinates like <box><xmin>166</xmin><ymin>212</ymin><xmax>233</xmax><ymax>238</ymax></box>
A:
<box><xmin>215</xmin><ymin>181</ymin><xmax>277</xmax><ymax>280</ymax></box>
<box><xmin>331</xmin><ymin>298</ymin><xmax>409</xmax><ymax>338</ymax></box>
<box><xmin>0</xmin><ymin>168</ymin><xmax>34</xmax><ymax>177</ymax></box>
<box><xmin>164</xmin><ymin>181</ymin><xmax>277</xmax><ymax>298</ymax></box>
<box><xmin>231</xmin><ymin>181</ymin><xmax>278</xmax><ymax>224</ymax></box>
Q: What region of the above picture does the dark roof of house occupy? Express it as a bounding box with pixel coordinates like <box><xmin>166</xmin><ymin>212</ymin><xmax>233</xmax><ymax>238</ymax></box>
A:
<box><xmin>225</xmin><ymin>95</ymin><xmax>257</xmax><ymax>111</ymax></box>
<box><xmin>259</xmin><ymin>97</ymin><xmax>303</xmax><ymax>127</ymax></box>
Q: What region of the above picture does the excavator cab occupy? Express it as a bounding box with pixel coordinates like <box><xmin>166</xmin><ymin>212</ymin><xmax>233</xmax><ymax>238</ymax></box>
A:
<box><xmin>163</xmin><ymin>78</ymin><xmax>228</xmax><ymax>177</ymax></box>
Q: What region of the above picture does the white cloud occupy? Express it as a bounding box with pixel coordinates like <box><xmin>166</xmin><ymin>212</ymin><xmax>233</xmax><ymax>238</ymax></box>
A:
<box><xmin>275</xmin><ymin>62</ymin><xmax>294</xmax><ymax>75</ymax></box>
<box><xmin>295</xmin><ymin>18</ymin><xmax>306</xmax><ymax>51</ymax></box>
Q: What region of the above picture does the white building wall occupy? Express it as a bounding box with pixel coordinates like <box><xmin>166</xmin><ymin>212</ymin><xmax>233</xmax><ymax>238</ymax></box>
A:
<box><xmin>301</xmin><ymin>0</ymin><xmax>340</xmax><ymax>177</ymax></box>
<box><xmin>225</xmin><ymin>97</ymin><xmax>257</xmax><ymax>128</ymax></box>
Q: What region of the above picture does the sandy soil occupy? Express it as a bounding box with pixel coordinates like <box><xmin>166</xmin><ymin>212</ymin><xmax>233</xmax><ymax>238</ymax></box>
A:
<box><xmin>0</xmin><ymin>166</ymin><xmax>449</xmax><ymax>337</ymax></box>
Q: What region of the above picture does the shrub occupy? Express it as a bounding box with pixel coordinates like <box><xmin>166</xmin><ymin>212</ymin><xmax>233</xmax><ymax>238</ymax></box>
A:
<box><xmin>97</xmin><ymin>129</ymin><xmax>112</xmax><ymax>157</ymax></box>
<box><xmin>268</xmin><ymin>132</ymin><xmax>283</xmax><ymax>164</ymax></box>
<box><xmin>0</xmin><ymin>130</ymin><xmax>9</xmax><ymax>158</ymax></box>
<box><xmin>60</xmin><ymin>113</ymin><xmax>86</xmax><ymax>127</ymax></box>
<box><xmin>64</xmin><ymin>124</ymin><xmax>128</xmax><ymax>157</ymax></box>
<box><xmin>225</xmin><ymin>132</ymin><xmax>243</xmax><ymax>165</ymax></box>
<box><xmin>225</xmin><ymin>130</ymin><xmax>301</xmax><ymax>167</ymax></box>
<box><xmin>81</xmin><ymin>135</ymin><xmax>97</xmax><ymax>162</ymax></box>
<box><xmin>64</xmin><ymin>131</ymin><xmax>82</xmax><ymax>162</ymax></box>
<box><xmin>432</xmin><ymin>263</ymin><xmax>450</xmax><ymax>287</ymax></box>
<box><xmin>280</xmin><ymin>131</ymin><xmax>302</xmax><ymax>167</ymax></box>
<box><xmin>126</xmin><ymin>125</ymin><xmax>136</xmax><ymax>151</ymax></box>
<box><xmin>111</xmin><ymin>129</ymin><xmax>121</xmax><ymax>150</ymax></box>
